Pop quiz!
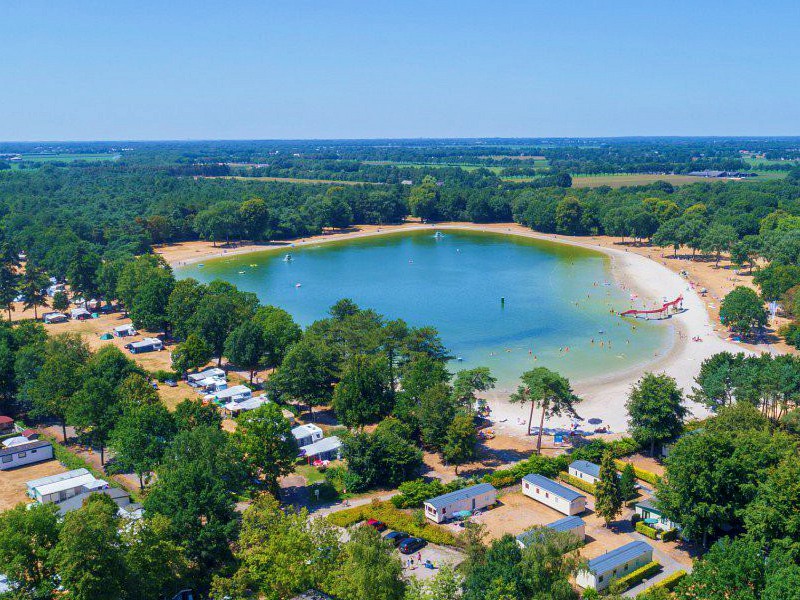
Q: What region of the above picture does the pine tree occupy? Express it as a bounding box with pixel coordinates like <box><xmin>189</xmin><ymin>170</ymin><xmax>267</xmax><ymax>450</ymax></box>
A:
<box><xmin>595</xmin><ymin>451</ymin><xmax>623</xmax><ymax>527</ymax></box>
<box><xmin>618</xmin><ymin>463</ymin><xmax>637</xmax><ymax>502</ymax></box>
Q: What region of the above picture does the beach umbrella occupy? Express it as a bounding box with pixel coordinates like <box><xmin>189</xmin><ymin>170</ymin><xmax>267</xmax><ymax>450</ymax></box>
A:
<box><xmin>588</xmin><ymin>418</ymin><xmax>603</xmax><ymax>425</ymax></box>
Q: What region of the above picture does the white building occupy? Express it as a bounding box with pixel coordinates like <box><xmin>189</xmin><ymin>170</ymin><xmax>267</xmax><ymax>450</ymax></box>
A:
<box><xmin>187</xmin><ymin>368</ymin><xmax>226</xmax><ymax>386</ymax></box>
<box><xmin>206</xmin><ymin>384</ymin><xmax>252</xmax><ymax>404</ymax></box>
<box><xmin>27</xmin><ymin>469</ymin><xmax>90</xmax><ymax>496</ymax></box>
<box><xmin>0</xmin><ymin>441</ymin><xmax>53</xmax><ymax>470</ymax></box>
<box><xmin>113</xmin><ymin>324</ymin><xmax>136</xmax><ymax>337</ymax></box>
<box><xmin>423</xmin><ymin>483</ymin><xmax>498</xmax><ymax>524</ymax></box>
<box><xmin>576</xmin><ymin>541</ymin><xmax>653</xmax><ymax>592</ymax></box>
<box><xmin>521</xmin><ymin>474</ymin><xmax>586</xmax><ymax>516</ymax></box>
<box><xmin>28</xmin><ymin>470</ymin><xmax>109</xmax><ymax>504</ymax></box>
<box><xmin>292</xmin><ymin>424</ymin><xmax>324</xmax><ymax>447</ymax></box>
<box><xmin>516</xmin><ymin>515</ymin><xmax>586</xmax><ymax>548</ymax></box>
<box><xmin>222</xmin><ymin>396</ymin><xmax>269</xmax><ymax>416</ymax></box>
<box><xmin>299</xmin><ymin>436</ymin><xmax>343</xmax><ymax>463</ymax></box>
<box><xmin>568</xmin><ymin>460</ymin><xmax>602</xmax><ymax>485</ymax></box>
<box><xmin>634</xmin><ymin>498</ymin><xmax>680</xmax><ymax>531</ymax></box>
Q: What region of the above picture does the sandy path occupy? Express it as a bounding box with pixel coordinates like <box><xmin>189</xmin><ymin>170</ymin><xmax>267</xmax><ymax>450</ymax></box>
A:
<box><xmin>157</xmin><ymin>222</ymin><xmax>770</xmax><ymax>436</ymax></box>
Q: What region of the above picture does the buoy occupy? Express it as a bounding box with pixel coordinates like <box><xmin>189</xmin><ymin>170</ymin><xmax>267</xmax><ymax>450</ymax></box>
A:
<box><xmin>501</xmin><ymin>297</ymin><xmax>505</xmax><ymax>306</ymax></box>
<box><xmin>295</xmin><ymin>283</ymin><xmax>301</xmax><ymax>288</ymax></box>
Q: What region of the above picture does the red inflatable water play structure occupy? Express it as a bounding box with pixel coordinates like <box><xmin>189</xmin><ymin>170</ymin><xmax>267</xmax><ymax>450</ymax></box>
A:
<box><xmin>620</xmin><ymin>295</ymin><xmax>684</xmax><ymax>319</ymax></box>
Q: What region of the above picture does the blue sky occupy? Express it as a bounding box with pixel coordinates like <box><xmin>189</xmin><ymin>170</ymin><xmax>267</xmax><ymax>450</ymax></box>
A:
<box><xmin>2</xmin><ymin>1</ymin><xmax>798</xmax><ymax>140</ymax></box>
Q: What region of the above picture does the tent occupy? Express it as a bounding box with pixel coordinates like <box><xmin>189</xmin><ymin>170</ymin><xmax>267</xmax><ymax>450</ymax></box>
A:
<box><xmin>100</xmin><ymin>333</ymin><xmax>113</xmax><ymax>340</ymax></box>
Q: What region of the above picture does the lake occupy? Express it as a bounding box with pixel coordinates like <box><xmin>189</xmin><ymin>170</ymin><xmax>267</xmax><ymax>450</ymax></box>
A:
<box><xmin>176</xmin><ymin>229</ymin><xmax>671</xmax><ymax>392</ymax></box>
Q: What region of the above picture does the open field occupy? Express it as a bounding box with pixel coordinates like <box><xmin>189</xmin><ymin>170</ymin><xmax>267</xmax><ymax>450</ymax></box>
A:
<box><xmin>0</xmin><ymin>459</ymin><xmax>66</xmax><ymax>511</ymax></box>
<box><xmin>11</xmin><ymin>152</ymin><xmax>120</xmax><ymax>163</ymax></box>
<box><xmin>206</xmin><ymin>175</ymin><xmax>379</xmax><ymax>185</ymax></box>
<box><xmin>363</xmin><ymin>161</ymin><xmax>510</xmax><ymax>173</ymax></box>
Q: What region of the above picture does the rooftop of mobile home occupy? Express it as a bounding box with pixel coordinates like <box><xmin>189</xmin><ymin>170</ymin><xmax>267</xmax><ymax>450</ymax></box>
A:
<box><xmin>425</xmin><ymin>483</ymin><xmax>497</xmax><ymax>510</ymax></box>
<box><xmin>522</xmin><ymin>474</ymin><xmax>585</xmax><ymax>502</ymax></box>
<box><xmin>586</xmin><ymin>541</ymin><xmax>652</xmax><ymax>574</ymax></box>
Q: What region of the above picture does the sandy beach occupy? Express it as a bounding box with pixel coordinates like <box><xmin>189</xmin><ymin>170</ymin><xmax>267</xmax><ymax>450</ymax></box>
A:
<box><xmin>157</xmin><ymin>222</ymin><xmax>773</xmax><ymax>436</ymax></box>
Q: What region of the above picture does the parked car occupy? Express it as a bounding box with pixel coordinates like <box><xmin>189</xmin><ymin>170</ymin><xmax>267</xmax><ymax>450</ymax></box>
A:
<box><xmin>384</xmin><ymin>531</ymin><xmax>410</xmax><ymax>546</ymax></box>
<box><xmin>398</xmin><ymin>537</ymin><xmax>427</xmax><ymax>554</ymax></box>
<box><xmin>366</xmin><ymin>519</ymin><xmax>387</xmax><ymax>532</ymax></box>
<box><xmin>165</xmin><ymin>379</ymin><xmax>177</xmax><ymax>387</ymax></box>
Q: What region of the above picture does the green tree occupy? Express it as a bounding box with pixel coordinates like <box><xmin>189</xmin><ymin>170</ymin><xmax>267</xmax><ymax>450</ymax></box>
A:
<box><xmin>405</xmin><ymin>565</ymin><xmax>463</xmax><ymax>600</ymax></box>
<box><xmin>109</xmin><ymin>402</ymin><xmax>176</xmax><ymax>490</ymax></box>
<box><xmin>19</xmin><ymin>265</ymin><xmax>50</xmax><ymax>319</ymax></box>
<box><xmin>678</xmin><ymin>216</ymin><xmax>706</xmax><ymax>259</ymax></box>
<box><xmin>743</xmin><ymin>457</ymin><xmax>800</xmax><ymax>559</ymax></box>
<box><xmin>253</xmin><ymin>304</ymin><xmax>302</xmax><ymax>368</ymax></box>
<box><xmin>0</xmin><ymin>503</ymin><xmax>60</xmax><ymax>598</ymax></box>
<box><xmin>210</xmin><ymin>493</ymin><xmax>340</xmax><ymax>600</ymax></box>
<box><xmin>443</xmin><ymin>411</ymin><xmax>478</xmax><ymax>474</ymax></box>
<box><xmin>720</xmin><ymin>286</ymin><xmax>768</xmax><ymax>337</ymax></box>
<box><xmin>166</xmin><ymin>278</ymin><xmax>206</xmax><ymax>339</ymax></box>
<box><xmin>66</xmin><ymin>246</ymin><xmax>100</xmax><ymax>302</ymax></box>
<box><xmin>122</xmin><ymin>514</ymin><xmax>189</xmax><ymax>600</ymax></box>
<box><xmin>555</xmin><ymin>196</ymin><xmax>584</xmax><ymax>235</ymax></box>
<box><xmin>341</xmin><ymin>420</ymin><xmax>423</xmax><ymax>491</ymax></box>
<box><xmin>510</xmin><ymin>367</ymin><xmax>581</xmax><ymax>453</ymax></box>
<box><xmin>29</xmin><ymin>333</ymin><xmax>90</xmax><ymax>441</ymax></box>
<box><xmin>234</xmin><ymin>402</ymin><xmax>298</xmax><ymax>494</ymax></box>
<box><xmin>193</xmin><ymin>201</ymin><xmax>241</xmax><ymax>245</ymax></box>
<box><xmin>225</xmin><ymin>319</ymin><xmax>266</xmax><ymax>383</ymax></box>
<box><xmin>595</xmin><ymin>451</ymin><xmax>622</xmax><ymax>527</ymax></box>
<box><xmin>618</xmin><ymin>463</ymin><xmax>637</xmax><ymax>501</ymax></box>
<box><xmin>143</xmin><ymin>426</ymin><xmax>248</xmax><ymax>575</ymax></box>
<box><xmin>52</xmin><ymin>495</ymin><xmax>127</xmax><ymax>600</ymax></box>
<box><xmin>675</xmin><ymin>538</ymin><xmax>765</xmax><ymax>600</ymax></box>
<box><xmin>171</xmin><ymin>333</ymin><xmax>213</xmax><ymax>375</ymax></box>
<box><xmin>418</xmin><ymin>382</ymin><xmax>458</xmax><ymax>450</ymax></box>
<box><xmin>173</xmin><ymin>398</ymin><xmax>223</xmax><ymax>431</ymax></box>
<box><xmin>626</xmin><ymin>373</ymin><xmax>686</xmax><ymax>455</ymax></box>
<box><xmin>51</xmin><ymin>289</ymin><xmax>69</xmax><ymax>312</ymax></box>
<box><xmin>191</xmin><ymin>286</ymin><xmax>257</xmax><ymax>365</ymax></box>
<box><xmin>408</xmin><ymin>176</ymin><xmax>439</xmax><ymax>222</ymax></box>
<box><xmin>269</xmin><ymin>337</ymin><xmax>336</xmax><ymax>418</ymax></box>
<box><xmin>652</xmin><ymin>217</ymin><xmax>684</xmax><ymax>257</ymax></box>
<box><xmin>701</xmin><ymin>223</ymin><xmax>738</xmax><ymax>267</ymax></box>
<box><xmin>129</xmin><ymin>267</ymin><xmax>175</xmax><ymax>331</ymax></box>
<box><xmin>0</xmin><ymin>262</ymin><xmax>19</xmax><ymax>320</ymax></box>
<box><xmin>239</xmin><ymin>197</ymin><xmax>272</xmax><ymax>240</ymax></box>
<box><xmin>452</xmin><ymin>367</ymin><xmax>496</xmax><ymax>409</ymax></box>
<box><xmin>67</xmin><ymin>376</ymin><xmax>121</xmax><ymax>465</ymax></box>
<box><xmin>333</xmin><ymin>353</ymin><xmax>392</xmax><ymax>428</ymax></box>
<box><xmin>330</xmin><ymin>525</ymin><xmax>406</xmax><ymax>600</ymax></box>
<box><xmin>691</xmin><ymin>351</ymin><xmax>744</xmax><ymax>410</ymax></box>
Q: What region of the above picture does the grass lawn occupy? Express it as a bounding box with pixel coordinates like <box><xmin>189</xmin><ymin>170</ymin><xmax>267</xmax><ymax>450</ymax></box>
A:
<box><xmin>295</xmin><ymin>463</ymin><xmax>328</xmax><ymax>485</ymax></box>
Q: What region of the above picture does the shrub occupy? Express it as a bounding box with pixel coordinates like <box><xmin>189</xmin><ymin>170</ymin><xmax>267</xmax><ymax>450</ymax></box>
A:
<box><xmin>482</xmin><ymin>454</ymin><xmax>569</xmax><ymax>488</ymax></box>
<box><xmin>614</xmin><ymin>561</ymin><xmax>661</xmax><ymax>591</ymax></box>
<box><xmin>570</xmin><ymin>437</ymin><xmax>639</xmax><ymax>463</ymax></box>
<box><xmin>780</xmin><ymin>322</ymin><xmax>800</xmax><ymax>348</ymax></box>
<box><xmin>614</xmin><ymin>460</ymin><xmax>660</xmax><ymax>485</ymax></box>
<box><xmin>326</xmin><ymin>501</ymin><xmax>458</xmax><ymax>546</ymax></box>
<box><xmin>660</xmin><ymin>528</ymin><xmax>678</xmax><ymax>542</ymax></box>
<box><xmin>325</xmin><ymin>465</ymin><xmax>361</xmax><ymax>495</ymax></box>
<box><xmin>635</xmin><ymin>521</ymin><xmax>659</xmax><ymax>539</ymax></box>
<box><xmin>558</xmin><ymin>472</ymin><xmax>596</xmax><ymax>495</ymax></box>
<box><xmin>649</xmin><ymin>569</ymin><xmax>686</xmax><ymax>592</ymax></box>
<box><xmin>150</xmin><ymin>369</ymin><xmax>180</xmax><ymax>382</ymax></box>
<box><xmin>392</xmin><ymin>477</ymin><xmax>473</xmax><ymax>509</ymax></box>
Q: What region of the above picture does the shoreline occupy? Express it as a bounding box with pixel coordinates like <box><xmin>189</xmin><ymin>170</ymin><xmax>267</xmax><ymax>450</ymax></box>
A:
<box><xmin>157</xmin><ymin>223</ymin><xmax>761</xmax><ymax>435</ymax></box>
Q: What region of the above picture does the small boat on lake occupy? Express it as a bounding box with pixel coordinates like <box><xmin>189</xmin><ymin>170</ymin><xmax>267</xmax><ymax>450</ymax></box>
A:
<box><xmin>283</xmin><ymin>254</ymin><xmax>293</xmax><ymax>262</ymax></box>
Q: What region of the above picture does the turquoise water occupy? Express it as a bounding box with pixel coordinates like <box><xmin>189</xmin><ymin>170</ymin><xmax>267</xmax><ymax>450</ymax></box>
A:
<box><xmin>176</xmin><ymin>230</ymin><xmax>671</xmax><ymax>391</ymax></box>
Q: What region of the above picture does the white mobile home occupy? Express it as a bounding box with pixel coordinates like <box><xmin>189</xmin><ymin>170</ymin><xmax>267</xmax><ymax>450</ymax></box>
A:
<box><xmin>113</xmin><ymin>324</ymin><xmax>136</xmax><ymax>337</ymax></box>
<box><xmin>198</xmin><ymin>377</ymin><xmax>227</xmax><ymax>393</ymax></box>
<box><xmin>29</xmin><ymin>472</ymin><xmax>109</xmax><ymax>504</ymax></box>
<box><xmin>292</xmin><ymin>424</ymin><xmax>324</xmax><ymax>447</ymax></box>
<box><xmin>222</xmin><ymin>396</ymin><xmax>269</xmax><ymax>416</ymax></box>
<box><xmin>27</xmin><ymin>468</ymin><xmax>90</xmax><ymax>497</ymax></box>
<box><xmin>635</xmin><ymin>498</ymin><xmax>680</xmax><ymax>531</ymax></box>
<box><xmin>576</xmin><ymin>541</ymin><xmax>653</xmax><ymax>592</ymax></box>
<box><xmin>56</xmin><ymin>487</ymin><xmax>133</xmax><ymax>517</ymax></box>
<box><xmin>522</xmin><ymin>474</ymin><xmax>586</xmax><ymax>516</ymax></box>
<box><xmin>42</xmin><ymin>312</ymin><xmax>68</xmax><ymax>324</ymax></box>
<box><xmin>516</xmin><ymin>515</ymin><xmax>586</xmax><ymax>548</ymax></box>
<box><xmin>299</xmin><ymin>436</ymin><xmax>342</xmax><ymax>463</ymax></box>
<box><xmin>70</xmin><ymin>307</ymin><xmax>92</xmax><ymax>320</ymax></box>
<box><xmin>0</xmin><ymin>441</ymin><xmax>53</xmax><ymax>470</ymax></box>
<box><xmin>423</xmin><ymin>483</ymin><xmax>498</xmax><ymax>523</ymax></box>
<box><xmin>127</xmin><ymin>337</ymin><xmax>163</xmax><ymax>354</ymax></box>
<box><xmin>187</xmin><ymin>368</ymin><xmax>226</xmax><ymax>386</ymax></box>
<box><xmin>568</xmin><ymin>460</ymin><xmax>602</xmax><ymax>485</ymax></box>
<box><xmin>206</xmin><ymin>385</ymin><xmax>252</xmax><ymax>403</ymax></box>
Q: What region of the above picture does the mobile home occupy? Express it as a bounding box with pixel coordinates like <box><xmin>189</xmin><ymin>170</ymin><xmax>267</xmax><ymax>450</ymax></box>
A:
<box><xmin>299</xmin><ymin>436</ymin><xmax>342</xmax><ymax>463</ymax></box>
<box><xmin>635</xmin><ymin>497</ymin><xmax>680</xmax><ymax>531</ymax></box>
<box><xmin>29</xmin><ymin>472</ymin><xmax>108</xmax><ymax>504</ymax></box>
<box><xmin>0</xmin><ymin>441</ymin><xmax>53</xmax><ymax>470</ymax></box>
<box><xmin>113</xmin><ymin>324</ymin><xmax>136</xmax><ymax>337</ymax></box>
<box><xmin>576</xmin><ymin>541</ymin><xmax>653</xmax><ymax>592</ymax></box>
<box><xmin>521</xmin><ymin>474</ymin><xmax>586</xmax><ymax>516</ymax></box>
<box><xmin>292</xmin><ymin>424</ymin><xmax>324</xmax><ymax>447</ymax></box>
<box><xmin>42</xmin><ymin>312</ymin><xmax>68</xmax><ymax>324</ymax></box>
<box><xmin>222</xmin><ymin>396</ymin><xmax>269</xmax><ymax>416</ymax></box>
<box><xmin>70</xmin><ymin>307</ymin><xmax>92</xmax><ymax>320</ymax></box>
<box><xmin>27</xmin><ymin>468</ymin><xmax>90</xmax><ymax>497</ymax></box>
<box><xmin>423</xmin><ymin>483</ymin><xmax>498</xmax><ymax>523</ymax></box>
<box><xmin>206</xmin><ymin>384</ymin><xmax>252</xmax><ymax>404</ymax></box>
<box><xmin>516</xmin><ymin>515</ymin><xmax>586</xmax><ymax>548</ymax></box>
<box><xmin>127</xmin><ymin>337</ymin><xmax>163</xmax><ymax>354</ymax></box>
<box><xmin>568</xmin><ymin>460</ymin><xmax>601</xmax><ymax>485</ymax></box>
<box><xmin>187</xmin><ymin>368</ymin><xmax>226</xmax><ymax>386</ymax></box>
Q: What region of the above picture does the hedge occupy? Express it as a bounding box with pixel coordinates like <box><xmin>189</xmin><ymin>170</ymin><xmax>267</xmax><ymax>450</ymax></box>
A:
<box><xmin>660</xmin><ymin>528</ymin><xmax>678</xmax><ymax>542</ymax></box>
<box><xmin>482</xmin><ymin>454</ymin><xmax>569</xmax><ymax>488</ymax></box>
<box><xmin>614</xmin><ymin>460</ymin><xmax>660</xmax><ymax>485</ymax></box>
<box><xmin>392</xmin><ymin>477</ymin><xmax>473</xmax><ymax>509</ymax></box>
<box><xmin>646</xmin><ymin>569</ymin><xmax>687</xmax><ymax>593</ymax></box>
<box><xmin>614</xmin><ymin>561</ymin><xmax>662</xmax><ymax>591</ymax></box>
<box><xmin>558</xmin><ymin>472</ymin><xmax>596</xmax><ymax>495</ymax></box>
<box><xmin>635</xmin><ymin>521</ymin><xmax>659</xmax><ymax>539</ymax></box>
<box><xmin>326</xmin><ymin>501</ymin><xmax>458</xmax><ymax>546</ymax></box>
